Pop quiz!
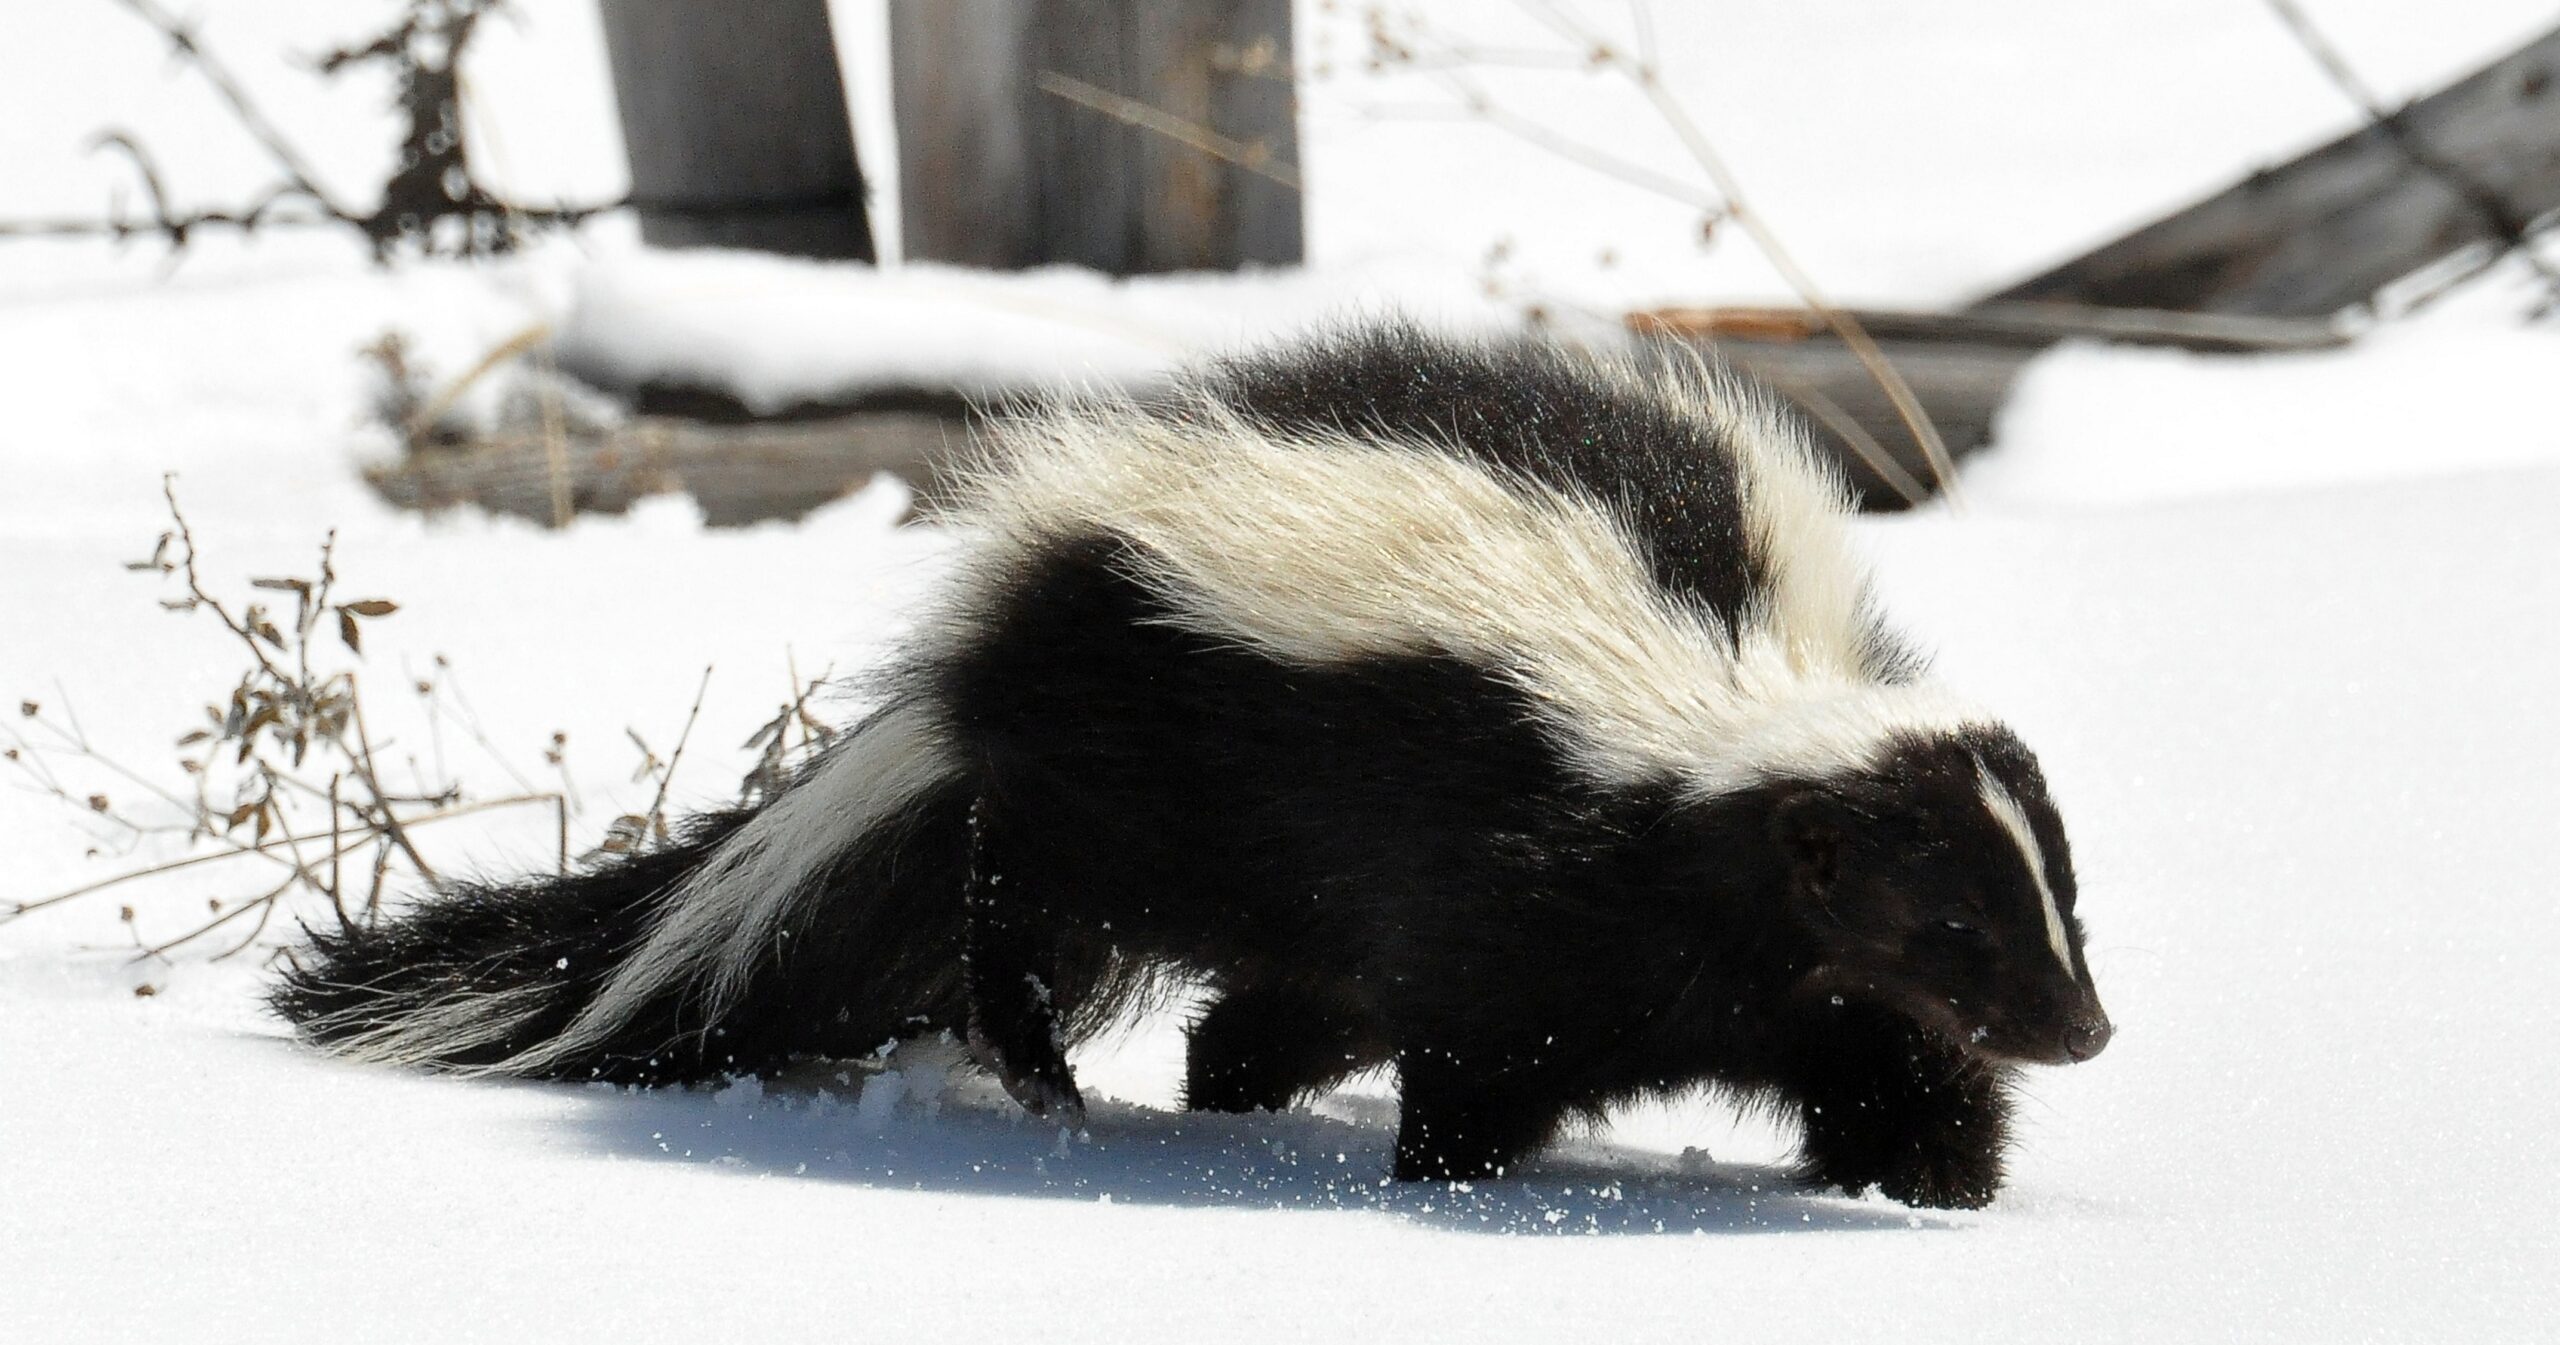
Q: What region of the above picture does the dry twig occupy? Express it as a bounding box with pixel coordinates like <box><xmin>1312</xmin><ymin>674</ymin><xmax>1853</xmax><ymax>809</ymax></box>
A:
<box><xmin>2</xmin><ymin>482</ymin><xmax>560</xmax><ymax>965</ymax></box>
<box><xmin>1340</xmin><ymin>2</ymin><xmax>1956</xmax><ymax>502</ymax></box>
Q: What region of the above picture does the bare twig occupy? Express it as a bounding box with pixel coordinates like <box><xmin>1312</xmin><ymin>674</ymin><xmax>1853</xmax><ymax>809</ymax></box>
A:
<box><xmin>644</xmin><ymin>667</ymin><xmax>715</xmax><ymax>839</ymax></box>
<box><xmin>111</xmin><ymin>0</ymin><xmax>354</xmax><ymax>220</ymax></box>
<box><xmin>1351</xmin><ymin>2</ymin><xmax>1959</xmax><ymax>500</ymax></box>
<box><xmin>164</xmin><ymin>476</ymin><xmax>290</xmax><ymax>688</ymax></box>
<box><xmin>1746</xmin><ymin>366</ymin><xmax>1933</xmax><ymax>507</ymax></box>
<box><xmin>535</xmin><ymin>338</ymin><xmax>573</xmax><ymax>529</ymax></box>
<box><xmin>408</xmin><ymin>323</ymin><xmax>556</xmax><ymax>449</ymax></box>
<box><xmin>1</xmin><ymin>0</ymin><xmax>611</xmax><ymax>262</ymax></box>
<box><xmin>6</xmin><ymin>487</ymin><xmax>589</xmax><ymax>971</ymax></box>
<box><xmin>348</xmin><ymin>682</ymin><xmax>437</xmax><ymax>887</ymax></box>
<box><xmin>6</xmin><ymin>791</ymin><xmax>559</xmax><ymax>924</ymax></box>
<box><xmin>1037</xmin><ymin>71</ymin><xmax>1304</xmax><ymax>190</ymax></box>
<box><xmin>329</xmin><ymin>773</ymin><xmax>349</xmax><ymax>933</ymax></box>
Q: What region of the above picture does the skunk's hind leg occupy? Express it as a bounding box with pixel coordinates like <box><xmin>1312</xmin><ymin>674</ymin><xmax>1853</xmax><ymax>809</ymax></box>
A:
<box><xmin>1391</xmin><ymin>1046</ymin><xmax>1575</xmax><ymax>1182</ymax></box>
<box><xmin>960</xmin><ymin>789</ymin><xmax>1087</xmax><ymax>1127</ymax></box>
<box><xmin>1781</xmin><ymin>1005</ymin><xmax>2014</xmax><ymax>1209</ymax></box>
<box><xmin>1182</xmin><ymin>984</ymin><xmax>1389</xmax><ymax>1114</ymax></box>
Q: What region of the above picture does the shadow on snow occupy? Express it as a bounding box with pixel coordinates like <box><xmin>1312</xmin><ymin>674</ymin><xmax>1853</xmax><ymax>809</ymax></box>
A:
<box><xmin>533</xmin><ymin>1049</ymin><xmax>1951</xmax><ymax>1237</ymax></box>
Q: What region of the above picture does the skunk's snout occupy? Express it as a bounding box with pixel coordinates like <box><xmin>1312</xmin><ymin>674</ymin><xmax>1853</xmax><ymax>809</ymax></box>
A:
<box><xmin>2063</xmin><ymin>1015</ymin><xmax>2113</xmax><ymax>1062</ymax></box>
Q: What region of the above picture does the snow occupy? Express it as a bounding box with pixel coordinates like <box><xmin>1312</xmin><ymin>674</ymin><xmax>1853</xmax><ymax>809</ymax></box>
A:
<box><xmin>552</xmin><ymin>249</ymin><xmax>1517</xmax><ymax>414</ymax></box>
<box><xmin>7</xmin><ymin>2</ymin><xmax>2560</xmax><ymax>1342</ymax></box>
<box><xmin>1970</xmin><ymin>263</ymin><xmax>2560</xmax><ymax>509</ymax></box>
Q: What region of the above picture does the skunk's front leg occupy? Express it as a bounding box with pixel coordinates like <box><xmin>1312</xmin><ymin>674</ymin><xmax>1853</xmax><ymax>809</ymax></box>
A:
<box><xmin>1781</xmin><ymin>1006</ymin><xmax>2012</xmax><ymax>1209</ymax></box>
<box><xmin>961</xmin><ymin>790</ymin><xmax>1086</xmax><ymax>1128</ymax></box>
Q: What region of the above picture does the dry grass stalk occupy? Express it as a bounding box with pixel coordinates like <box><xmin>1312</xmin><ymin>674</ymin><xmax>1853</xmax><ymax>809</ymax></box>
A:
<box><xmin>0</xmin><ymin>480</ymin><xmax>566</xmax><ymax>967</ymax></box>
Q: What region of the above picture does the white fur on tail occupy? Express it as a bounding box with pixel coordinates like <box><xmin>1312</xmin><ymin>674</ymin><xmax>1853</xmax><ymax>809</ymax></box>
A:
<box><xmin>502</xmin><ymin>699</ymin><xmax>961</xmax><ymax>1075</ymax></box>
<box><xmin>301</xmin><ymin>983</ymin><xmax>554</xmax><ymax>1071</ymax></box>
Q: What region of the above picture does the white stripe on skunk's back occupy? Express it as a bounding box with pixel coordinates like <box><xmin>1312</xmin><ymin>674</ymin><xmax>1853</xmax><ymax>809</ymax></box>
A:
<box><xmin>956</xmin><ymin>381</ymin><xmax>1989</xmax><ymax>797</ymax></box>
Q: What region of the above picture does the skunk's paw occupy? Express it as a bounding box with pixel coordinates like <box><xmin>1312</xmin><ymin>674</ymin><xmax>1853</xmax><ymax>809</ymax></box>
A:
<box><xmin>968</xmin><ymin>1025</ymin><xmax>1087</xmax><ymax>1130</ymax></box>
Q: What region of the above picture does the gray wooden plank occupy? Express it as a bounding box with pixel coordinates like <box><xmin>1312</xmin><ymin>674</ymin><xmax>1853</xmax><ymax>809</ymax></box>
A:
<box><xmin>1986</xmin><ymin>25</ymin><xmax>2560</xmax><ymax>315</ymax></box>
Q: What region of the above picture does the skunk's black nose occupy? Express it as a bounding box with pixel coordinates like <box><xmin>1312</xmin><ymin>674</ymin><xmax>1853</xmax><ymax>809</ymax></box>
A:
<box><xmin>2063</xmin><ymin>1017</ymin><xmax>2113</xmax><ymax>1062</ymax></box>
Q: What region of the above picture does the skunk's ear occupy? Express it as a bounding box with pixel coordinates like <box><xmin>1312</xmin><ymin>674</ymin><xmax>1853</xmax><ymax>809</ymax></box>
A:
<box><xmin>1770</xmin><ymin>791</ymin><xmax>1843</xmax><ymax>898</ymax></box>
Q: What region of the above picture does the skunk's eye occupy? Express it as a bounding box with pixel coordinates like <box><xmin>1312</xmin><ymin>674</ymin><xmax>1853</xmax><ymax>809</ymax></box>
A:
<box><xmin>1935</xmin><ymin>917</ymin><xmax>1990</xmax><ymax>943</ymax></box>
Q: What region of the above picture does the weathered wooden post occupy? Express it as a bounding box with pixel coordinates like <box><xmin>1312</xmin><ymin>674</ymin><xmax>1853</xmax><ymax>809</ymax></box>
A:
<box><xmin>595</xmin><ymin>0</ymin><xmax>876</xmax><ymax>260</ymax></box>
<box><xmin>891</xmin><ymin>0</ymin><xmax>1301</xmax><ymax>274</ymax></box>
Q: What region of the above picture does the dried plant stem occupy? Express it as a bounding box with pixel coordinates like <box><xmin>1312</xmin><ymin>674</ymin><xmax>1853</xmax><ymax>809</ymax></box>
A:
<box><xmin>410</xmin><ymin>322</ymin><xmax>554</xmax><ymax>442</ymax></box>
<box><xmin>164</xmin><ymin>476</ymin><xmax>290</xmax><ymax>687</ymax></box>
<box><xmin>644</xmin><ymin>667</ymin><xmax>715</xmax><ymax>833</ymax></box>
<box><xmin>137</xmin><ymin>871</ymin><xmax>296</xmax><ymax>962</ymax></box>
<box><xmin>1349</xmin><ymin>2</ymin><xmax>1956</xmax><ymax>500</ymax></box>
<box><xmin>348</xmin><ymin>682</ymin><xmax>437</xmax><ymax>886</ymax></box>
<box><xmin>1512</xmin><ymin>0</ymin><xmax>1956</xmax><ymax>499</ymax></box>
<box><xmin>1747</xmin><ymin>365</ymin><xmax>1932</xmax><ymax>506</ymax></box>
<box><xmin>1631</xmin><ymin>77</ymin><xmax>1958</xmax><ymax>500</ymax></box>
<box><xmin>109</xmin><ymin>0</ymin><xmax>353</xmax><ymax>221</ymax></box>
<box><xmin>329</xmin><ymin>773</ymin><xmax>348</xmax><ymax>931</ymax></box>
<box><xmin>8</xmin><ymin>791</ymin><xmax>562</xmax><ymax>923</ymax></box>
<box><xmin>1036</xmin><ymin>71</ymin><xmax>1304</xmax><ymax>190</ymax></box>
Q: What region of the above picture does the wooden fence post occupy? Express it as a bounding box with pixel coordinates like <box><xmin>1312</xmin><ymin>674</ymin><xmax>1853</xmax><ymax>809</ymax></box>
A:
<box><xmin>891</xmin><ymin>0</ymin><xmax>1301</xmax><ymax>274</ymax></box>
<box><xmin>596</xmin><ymin>0</ymin><xmax>876</xmax><ymax>260</ymax></box>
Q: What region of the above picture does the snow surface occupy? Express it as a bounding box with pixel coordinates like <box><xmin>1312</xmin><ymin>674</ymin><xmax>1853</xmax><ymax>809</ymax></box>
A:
<box><xmin>7</xmin><ymin>3</ymin><xmax>2560</xmax><ymax>1342</ymax></box>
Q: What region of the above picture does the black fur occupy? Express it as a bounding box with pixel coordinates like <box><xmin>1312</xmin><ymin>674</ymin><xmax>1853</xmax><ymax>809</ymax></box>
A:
<box><xmin>273</xmin><ymin>327</ymin><xmax>2108</xmax><ymax>1209</ymax></box>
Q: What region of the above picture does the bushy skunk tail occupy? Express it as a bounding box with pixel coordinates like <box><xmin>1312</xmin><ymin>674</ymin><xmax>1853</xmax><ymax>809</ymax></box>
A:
<box><xmin>271</xmin><ymin>701</ymin><xmax>978</xmax><ymax>1082</ymax></box>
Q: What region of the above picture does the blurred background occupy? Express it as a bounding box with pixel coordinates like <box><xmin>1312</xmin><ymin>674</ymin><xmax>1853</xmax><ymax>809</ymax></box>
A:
<box><xmin>3</xmin><ymin>0</ymin><xmax>2554</xmax><ymax>520</ymax></box>
<box><xmin>4</xmin><ymin>5</ymin><xmax>2555</xmax><ymax>1341</ymax></box>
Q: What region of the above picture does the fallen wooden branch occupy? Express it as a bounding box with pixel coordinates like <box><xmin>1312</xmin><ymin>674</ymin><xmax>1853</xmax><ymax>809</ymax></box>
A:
<box><xmin>363</xmin><ymin>411</ymin><xmax>970</xmax><ymax>528</ymax></box>
<box><xmin>1633</xmin><ymin>27</ymin><xmax>2560</xmax><ymax>506</ymax></box>
<box><xmin>1630</xmin><ymin>304</ymin><xmax>2344</xmax><ymax>508</ymax></box>
<box><xmin>1987</xmin><ymin>24</ymin><xmax>2560</xmax><ymax>316</ymax></box>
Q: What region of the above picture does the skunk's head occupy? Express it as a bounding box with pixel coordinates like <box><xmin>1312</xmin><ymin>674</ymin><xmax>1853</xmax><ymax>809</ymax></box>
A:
<box><xmin>1773</xmin><ymin>726</ymin><xmax>2111</xmax><ymax>1066</ymax></box>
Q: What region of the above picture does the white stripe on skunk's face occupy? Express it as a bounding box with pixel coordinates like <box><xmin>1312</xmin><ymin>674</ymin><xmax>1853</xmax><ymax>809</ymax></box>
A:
<box><xmin>1977</xmin><ymin>769</ymin><xmax>2075</xmax><ymax>975</ymax></box>
<box><xmin>958</xmin><ymin>392</ymin><xmax>1986</xmax><ymax>799</ymax></box>
<box><xmin>1773</xmin><ymin>731</ymin><xmax>2109</xmax><ymax>1067</ymax></box>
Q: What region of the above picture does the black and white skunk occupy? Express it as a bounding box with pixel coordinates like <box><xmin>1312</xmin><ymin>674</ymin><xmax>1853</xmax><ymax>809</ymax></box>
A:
<box><xmin>274</xmin><ymin>325</ymin><xmax>2110</xmax><ymax>1210</ymax></box>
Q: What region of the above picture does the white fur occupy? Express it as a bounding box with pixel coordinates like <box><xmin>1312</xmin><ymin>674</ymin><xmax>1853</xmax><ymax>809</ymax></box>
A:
<box><xmin>1977</xmin><ymin>769</ymin><xmax>2073</xmax><ymax>972</ymax></box>
<box><xmin>501</xmin><ymin>699</ymin><xmax>960</xmax><ymax>1075</ymax></box>
<box><xmin>1642</xmin><ymin>350</ymin><xmax>1886</xmax><ymax>680</ymax></box>
<box><xmin>299</xmin><ymin>984</ymin><xmax>552</xmax><ymax>1070</ymax></box>
<box><xmin>957</xmin><ymin>370</ymin><xmax>1988</xmax><ymax>798</ymax></box>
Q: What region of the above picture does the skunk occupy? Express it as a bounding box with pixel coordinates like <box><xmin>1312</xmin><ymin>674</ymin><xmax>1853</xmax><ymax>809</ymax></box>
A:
<box><xmin>274</xmin><ymin>325</ymin><xmax>2110</xmax><ymax>1210</ymax></box>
